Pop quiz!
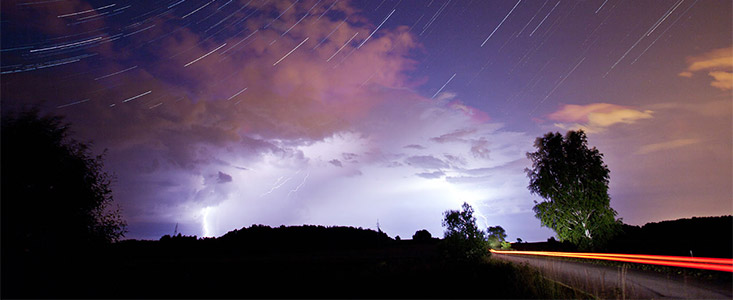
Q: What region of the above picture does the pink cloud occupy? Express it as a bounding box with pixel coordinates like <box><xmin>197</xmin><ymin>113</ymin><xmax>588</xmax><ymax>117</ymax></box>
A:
<box><xmin>548</xmin><ymin>103</ymin><xmax>653</xmax><ymax>133</ymax></box>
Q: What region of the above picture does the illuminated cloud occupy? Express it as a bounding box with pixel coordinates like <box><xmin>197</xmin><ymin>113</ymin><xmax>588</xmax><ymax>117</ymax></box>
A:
<box><xmin>636</xmin><ymin>138</ymin><xmax>700</xmax><ymax>155</ymax></box>
<box><xmin>679</xmin><ymin>47</ymin><xmax>733</xmax><ymax>91</ymax></box>
<box><xmin>708</xmin><ymin>71</ymin><xmax>733</xmax><ymax>90</ymax></box>
<box><xmin>548</xmin><ymin>103</ymin><xmax>653</xmax><ymax>133</ymax></box>
<box><xmin>0</xmin><ymin>0</ymin><xmax>539</xmax><ymax>240</ymax></box>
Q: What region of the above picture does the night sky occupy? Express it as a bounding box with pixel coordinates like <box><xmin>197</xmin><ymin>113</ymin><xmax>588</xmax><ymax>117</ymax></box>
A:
<box><xmin>2</xmin><ymin>0</ymin><xmax>731</xmax><ymax>241</ymax></box>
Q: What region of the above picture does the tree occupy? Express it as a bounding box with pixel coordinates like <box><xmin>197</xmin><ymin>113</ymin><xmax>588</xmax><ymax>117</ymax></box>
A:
<box><xmin>441</xmin><ymin>202</ymin><xmax>488</xmax><ymax>262</ymax></box>
<box><xmin>525</xmin><ymin>130</ymin><xmax>619</xmax><ymax>249</ymax></box>
<box><xmin>1</xmin><ymin>109</ymin><xmax>126</xmax><ymax>257</ymax></box>
<box><xmin>412</xmin><ymin>229</ymin><xmax>432</xmax><ymax>241</ymax></box>
<box><xmin>486</xmin><ymin>226</ymin><xmax>507</xmax><ymax>249</ymax></box>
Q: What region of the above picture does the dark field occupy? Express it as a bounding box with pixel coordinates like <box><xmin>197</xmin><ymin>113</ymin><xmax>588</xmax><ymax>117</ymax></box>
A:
<box><xmin>4</xmin><ymin>226</ymin><xmax>580</xmax><ymax>299</ymax></box>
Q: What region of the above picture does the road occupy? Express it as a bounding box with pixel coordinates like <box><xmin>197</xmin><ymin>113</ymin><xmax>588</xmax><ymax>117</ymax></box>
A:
<box><xmin>493</xmin><ymin>253</ymin><xmax>732</xmax><ymax>299</ymax></box>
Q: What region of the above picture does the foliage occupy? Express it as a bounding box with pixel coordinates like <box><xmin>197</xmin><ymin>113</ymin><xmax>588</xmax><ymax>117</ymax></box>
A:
<box><xmin>606</xmin><ymin>216</ymin><xmax>732</xmax><ymax>257</ymax></box>
<box><xmin>525</xmin><ymin>130</ymin><xmax>620</xmax><ymax>249</ymax></box>
<box><xmin>500</xmin><ymin>241</ymin><xmax>512</xmax><ymax>250</ymax></box>
<box><xmin>486</xmin><ymin>226</ymin><xmax>507</xmax><ymax>249</ymax></box>
<box><xmin>1</xmin><ymin>109</ymin><xmax>126</xmax><ymax>255</ymax></box>
<box><xmin>441</xmin><ymin>202</ymin><xmax>488</xmax><ymax>262</ymax></box>
<box><xmin>412</xmin><ymin>229</ymin><xmax>433</xmax><ymax>241</ymax></box>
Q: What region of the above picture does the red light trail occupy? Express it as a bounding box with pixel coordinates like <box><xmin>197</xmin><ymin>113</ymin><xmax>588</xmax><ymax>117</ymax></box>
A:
<box><xmin>490</xmin><ymin>250</ymin><xmax>733</xmax><ymax>272</ymax></box>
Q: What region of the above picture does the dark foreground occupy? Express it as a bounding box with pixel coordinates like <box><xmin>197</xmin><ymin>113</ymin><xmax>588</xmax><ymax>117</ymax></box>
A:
<box><xmin>5</xmin><ymin>239</ymin><xmax>582</xmax><ymax>298</ymax></box>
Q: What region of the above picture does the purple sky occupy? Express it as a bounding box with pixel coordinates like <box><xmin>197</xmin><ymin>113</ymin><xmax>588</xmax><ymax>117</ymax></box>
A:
<box><xmin>2</xmin><ymin>0</ymin><xmax>731</xmax><ymax>241</ymax></box>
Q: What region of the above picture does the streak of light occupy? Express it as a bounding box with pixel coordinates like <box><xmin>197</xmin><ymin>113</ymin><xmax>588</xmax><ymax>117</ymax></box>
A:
<box><xmin>184</xmin><ymin>43</ymin><xmax>227</xmax><ymax>67</ymax></box>
<box><xmin>57</xmin><ymin>3</ymin><xmax>116</xmax><ymax>18</ymax></box>
<box><xmin>647</xmin><ymin>0</ymin><xmax>684</xmax><ymax>37</ymax></box>
<box><xmin>18</xmin><ymin>0</ymin><xmax>67</xmax><ymax>6</ymax></box>
<box><xmin>123</xmin><ymin>24</ymin><xmax>155</xmax><ymax>37</ymax></box>
<box><xmin>490</xmin><ymin>250</ymin><xmax>733</xmax><ymax>272</ymax></box>
<box><xmin>77</xmin><ymin>11</ymin><xmax>110</xmax><ymax>21</ymax></box>
<box><xmin>420</xmin><ymin>0</ymin><xmax>450</xmax><ymax>36</ymax></box>
<box><xmin>113</xmin><ymin>5</ymin><xmax>131</xmax><ymax>12</ymax></box>
<box><xmin>227</xmin><ymin>87</ymin><xmax>248</xmax><ymax>100</ymax></box>
<box><xmin>594</xmin><ymin>0</ymin><xmax>608</xmax><ymax>14</ymax></box>
<box><xmin>374</xmin><ymin>0</ymin><xmax>387</xmax><ymax>11</ymax></box>
<box><xmin>221</xmin><ymin>30</ymin><xmax>258</xmax><ymax>54</ymax></box>
<box><xmin>605</xmin><ymin>0</ymin><xmax>685</xmax><ymax>77</ymax></box>
<box><xmin>94</xmin><ymin>65</ymin><xmax>138</xmax><ymax>80</ymax></box>
<box><xmin>232</xmin><ymin>2</ymin><xmax>263</xmax><ymax>27</ymax></box>
<box><xmin>56</xmin><ymin>99</ymin><xmax>90</xmax><ymax>109</ymax></box>
<box><xmin>517</xmin><ymin>0</ymin><xmax>547</xmax><ymax>37</ymax></box>
<box><xmin>407</xmin><ymin>14</ymin><xmax>425</xmax><ymax>33</ymax></box>
<box><xmin>529</xmin><ymin>0</ymin><xmax>560</xmax><ymax>37</ymax></box>
<box><xmin>359</xmin><ymin>71</ymin><xmax>377</xmax><ymax>88</ymax></box>
<box><xmin>281</xmin><ymin>12</ymin><xmax>309</xmax><ymax>37</ymax></box>
<box><xmin>631</xmin><ymin>0</ymin><xmax>697</xmax><ymax>65</ymax></box>
<box><xmin>1</xmin><ymin>53</ymin><xmax>96</xmax><ymax>74</ymax></box>
<box><xmin>206</xmin><ymin>1</ymin><xmax>252</xmax><ymax>32</ymax></box>
<box><xmin>168</xmin><ymin>0</ymin><xmax>186</xmax><ymax>9</ymax></box>
<box><xmin>276</xmin><ymin>0</ymin><xmax>321</xmax><ymax>37</ymax></box>
<box><xmin>358</xmin><ymin>9</ymin><xmax>395</xmax><ymax>49</ymax></box>
<box><xmin>273</xmin><ymin>37</ymin><xmax>309</xmax><ymax>66</ymax></box>
<box><xmin>326</xmin><ymin>32</ymin><xmax>358</xmax><ymax>62</ymax></box>
<box><xmin>122</xmin><ymin>91</ymin><xmax>152</xmax><ymax>103</ymax></box>
<box><xmin>263</xmin><ymin>0</ymin><xmax>299</xmax><ymax>29</ymax></box>
<box><xmin>182</xmin><ymin>0</ymin><xmax>215</xmax><ymax>19</ymax></box>
<box><xmin>481</xmin><ymin>0</ymin><xmax>522</xmax><ymax>47</ymax></box>
<box><xmin>332</xmin><ymin>46</ymin><xmax>357</xmax><ymax>69</ymax></box>
<box><xmin>1</xmin><ymin>46</ymin><xmax>34</xmax><ymax>52</ymax></box>
<box><xmin>69</xmin><ymin>9</ymin><xmax>124</xmax><ymax>25</ymax></box>
<box><xmin>149</xmin><ymin>102</ymin><xmax>164</xmax><ymax>109</ymax></box>
<box><xmin>316</xmin><ymin>0</ymin><xmax>339</xmax><ymax>22</ymax></box>
<box><xmin>30</xmin><ymin>36</ymin><xmax>102</xmax><ymax>53</ymax></box>
<box><xmin>431</xmin><ymin>73</ymin><xmax>457</xmax><ymax>99</ymax></box>
<box><xmin>312</xmin><ymin>17</ymin><xmax>348</xmax><ymax>50</ymax></box>
<box><xmin>533</xmin><ymin>56</ymin><xmax>585</xmax><ymax>111</ymax></box>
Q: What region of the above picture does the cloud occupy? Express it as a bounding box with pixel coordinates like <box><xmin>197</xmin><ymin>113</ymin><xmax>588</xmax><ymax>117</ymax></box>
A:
<box><xmin>403</xmin><ymin>144</ymin><xmax>426</xmax><ymax>150</ymax></box>
<box><xmin>708</xmin><ymin>71</ymin><xmax>733</xmax><ymax>90</ymax></box>
<box><xmin>405</xmin><ymin>155</ymin><xmax>449</xmax><ymax>169</ymax></box>
<box><xmin>217</xmin><ymin>171</ymin><xmax>233</xmax><ymax>183</ymax></box>
<box><xmin>636</xmin><ymin>138</ymin><xmax>700</xmax><ymax>155</ymax></box>
<box><xmin>328</xmin><ymin>159</ymin><xmax>343</xmax><ymax>167</ymax></box>
<box><xmin>416</xmin><ymin>171</ymin><xmax>445</xmax><ymax>179</ymax></box>
<box><xmin>1</xmin><ymin>0</ymin><xmax>546</xmax><ymax>241</ymax></box>
<box><xmin>679</xmin><ymin>47</ymin><xmax>733</xmax><ymax>91</ymax></box>
<box><xmin>548</xmin><ymin>103</ymin><xmax>653</xmax><ymax>133</ymax></box>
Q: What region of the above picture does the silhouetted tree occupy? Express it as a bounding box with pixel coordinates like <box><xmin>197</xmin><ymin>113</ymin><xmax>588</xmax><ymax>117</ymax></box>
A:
<box><xmin>1</xmin><ymin>109</ymin><xmax>126</xmax><ymax>256</ymax></box>
<box><xmin>412</xmin><ymin>229</ymin><xmax>432</xmax><ymax>241</ymax></box>
<box><xmin>486</xmin><ymin>226</ymin><xmax>507</xmax><ymax>249</ymax></box>
<box><xmin>441</xmin><ymin>202</ymin><xmax>487</xmax><ymax>262</ymax></box>
<box><xmin>526</xmin><ymin>130</ymin><xmax>620</xmax><ymax>249</ymax></box>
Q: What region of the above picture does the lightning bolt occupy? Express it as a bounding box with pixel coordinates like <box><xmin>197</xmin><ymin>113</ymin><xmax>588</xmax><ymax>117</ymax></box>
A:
<box><xmin>260</xmin><ymin>176</ymin><xmax>292</xmax><ymax>197</ymax></box>
<box><xmin>287</xmin><ymin>171</ymin><xmax>310</xmax><ymax>198</ymax></box>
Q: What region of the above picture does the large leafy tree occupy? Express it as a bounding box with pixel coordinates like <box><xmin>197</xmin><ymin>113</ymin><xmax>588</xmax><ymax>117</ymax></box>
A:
<box><xmin>1</xmin><ymin>110</ymin><xmax>126</xmax><ymax>257</ymax></box>
<box><xmin>486</xmin><ymin>226</ymin><xmax>507</xmax><ymax>249</ymax></box>
<box><xmin>525</xmin><ymin>130</ymin><xmax>619</xmax><ymax>249</ymax></box>
<box><xmin>442</xmin><ymin>202</ymin><xmax>488</xmax><ymax>262</ymax></box>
